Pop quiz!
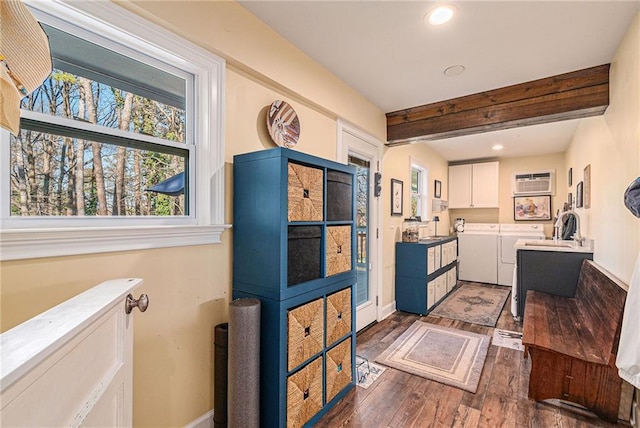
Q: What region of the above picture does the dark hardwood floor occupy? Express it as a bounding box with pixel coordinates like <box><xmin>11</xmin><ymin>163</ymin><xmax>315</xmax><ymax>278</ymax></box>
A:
<box><xmin>316</xmin><ymin>283</ymin><xmax>629</xmax><ymax>428</ymax></box>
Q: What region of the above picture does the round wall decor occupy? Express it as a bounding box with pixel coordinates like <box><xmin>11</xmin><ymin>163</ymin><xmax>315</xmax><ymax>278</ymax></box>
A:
<box><xmin>267</xmin><ymin>100</ymin><xmax>300</xmax><ymax>148</ymax></box>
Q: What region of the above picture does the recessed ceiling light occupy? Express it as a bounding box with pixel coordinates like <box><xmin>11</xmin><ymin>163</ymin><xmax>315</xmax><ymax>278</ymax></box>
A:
<box><xmin>492</xmin><ymin>144</ymin><xmax>504</xmax><ymax>151</ymax></box>
<box><xmin>425</xmin><ymin>5</ymin><xmax>456</xmax><ymax>26</ymax></box>
<box><xmin>443</xmin><ymin>65</ymin><xmax>465</xmax><ymax>77</ymax></box>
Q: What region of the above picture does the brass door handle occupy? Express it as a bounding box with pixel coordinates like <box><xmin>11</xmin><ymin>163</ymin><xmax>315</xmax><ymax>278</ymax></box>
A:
<box><xmin>125</xmin><ymin>293</ymin><xmax>149</xmax><ymax>314</ymax></box>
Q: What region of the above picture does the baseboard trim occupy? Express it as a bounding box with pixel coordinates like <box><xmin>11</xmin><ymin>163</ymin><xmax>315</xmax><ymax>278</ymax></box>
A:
<box><xmin>185</xmin><ymin>409</ymin><xmax>214</xmax><ymax>428</ymax></box>
<box><xmin>380</xmin><ymin>300</ymin><xmax>396</xmax><ymax>321</ymax></box>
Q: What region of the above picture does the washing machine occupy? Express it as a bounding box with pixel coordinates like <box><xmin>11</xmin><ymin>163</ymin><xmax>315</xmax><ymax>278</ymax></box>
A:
<box><xmin>499</xmin><ymin>224</ymin><xmax>545</xmax><ymax>320</ymax></box>
<box><xmin>498</xmin><ymin>224</ymin><xmax>545</xmax><ymax>286</ymax></box>
<box><xmin>457</xmin><ymin>223</ymin><xmax>499</xmax><ymax>284</ymax></box>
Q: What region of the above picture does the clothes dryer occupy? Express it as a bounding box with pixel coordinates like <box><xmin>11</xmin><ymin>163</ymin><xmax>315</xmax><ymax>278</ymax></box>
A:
<box><xmin>457</xmin><ymin>223</ymin><xmax>499</xmax><ymax>284</ymax></box>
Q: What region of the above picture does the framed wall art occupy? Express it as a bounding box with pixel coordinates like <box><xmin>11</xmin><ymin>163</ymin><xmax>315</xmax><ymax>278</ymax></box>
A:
<box><xmin>434</xmin><ymin>180</ymin><xmax>442</xmax><ymax>199</ymax></box>
<box><xmin>576</xmin><ymin>181</ymin><xmax>584</xmax><ymax>208</ymax></box>
<box><xmin>583</xmin><ymin>164</ymin><xmax>591</xmax><ymax>208</ymax></box>
<box><xmin>514</xmin><ymin>195</ymin><xmax>552</xmax><ymax>221</ymax></box>
<box><xmin>391</xmin><ymin>179</ymin><xmax>403</xmax><ymax>216</ymax></box>
<box><xmin>568</xmin><ymin>168</ymin><xmax>573</xmax><ymax>186</ymax></box>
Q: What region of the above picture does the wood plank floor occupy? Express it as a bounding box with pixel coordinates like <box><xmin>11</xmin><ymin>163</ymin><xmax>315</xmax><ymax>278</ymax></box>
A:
<box><xmin>316</xmin><ymin>283</ymin><xmax>629</xmax><ymax>428</ymax></box>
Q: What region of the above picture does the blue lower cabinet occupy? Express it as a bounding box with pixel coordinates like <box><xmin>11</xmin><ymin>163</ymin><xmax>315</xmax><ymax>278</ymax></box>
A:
<box><xmin>395</xmin><ymin>238</ymin><xmax>459</xmax><ymax>315</ymax></box>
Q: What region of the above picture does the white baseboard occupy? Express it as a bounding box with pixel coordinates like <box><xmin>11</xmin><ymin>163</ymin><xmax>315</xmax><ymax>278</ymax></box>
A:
<box><xmin>379</xmin><ymin>300</ymin><xmax>396</xmax><ymax>321</ymax></box>
<box><xmin>185</xmin><ymin>409</ymin><xmax>214</xmax><ymax>428</ymax></box>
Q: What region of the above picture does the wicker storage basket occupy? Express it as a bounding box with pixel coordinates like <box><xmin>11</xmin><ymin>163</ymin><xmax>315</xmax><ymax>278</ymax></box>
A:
<box><xmin>326</xmin><ymin>225</ymin><xmax>352</xmax><ymax>277</ymax></box>
<box><xmin>287</xmin><ymin>298</ymin><xmax>324</xmax><ymax>371</ymax></box>
<box><xmin>287</xmin><ymin>226</ymin><xmax>322</xmax><ymax>286</ymax></box>
<box><xmin>287</xmin><ymin>357</ymin><xmax>323</xmax><ymax>428</ymax></box>
<box><xmin>325</xmin><ymin>338</ymin><xmax>352</xmax><ymax>403</ymax></box>
<box><xmin>326</xmin><ymin>170</ymin><xmax>353</xmax><ymax>221</ymax></box>
<box><xmin>288</xmin><ymin>162</ymin><xmax>323</xmax><ymax>222</ymax></box>
<box><xmin>325</xmin><ymin>287</ymin><xmax>352</xmax><ymax>347</ymax></box>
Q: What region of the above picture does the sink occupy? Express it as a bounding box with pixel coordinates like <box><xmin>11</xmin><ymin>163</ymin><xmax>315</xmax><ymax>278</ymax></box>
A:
<box><xmin>522</xmin><ymin>241</ymin><xmax>574</xmax><ymax>248</ymax></box>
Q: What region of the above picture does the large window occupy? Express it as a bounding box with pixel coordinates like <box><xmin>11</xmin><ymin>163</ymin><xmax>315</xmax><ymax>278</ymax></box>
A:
<box><xmin>1</xmin><ymin>2</ymin><xmax>226</xmax><ymax>260</ymax></box>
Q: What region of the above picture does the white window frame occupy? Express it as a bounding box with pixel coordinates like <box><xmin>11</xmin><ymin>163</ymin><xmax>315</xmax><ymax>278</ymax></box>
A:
<box><xmin>0</xmin><ymin>0</ymin><xmax>228</xmax><ymax>261</ymax></box>
<box><xmin>410</xmin><ymin>160</ymin><xmax>429</xmax><ymax>220</ymax></box>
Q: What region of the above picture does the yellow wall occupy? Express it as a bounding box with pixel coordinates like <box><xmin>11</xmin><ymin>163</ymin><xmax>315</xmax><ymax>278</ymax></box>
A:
<box><xmin>564</xmin><ymin>11</ymin><xmax>640</xmax><ymax>283</ymax></box>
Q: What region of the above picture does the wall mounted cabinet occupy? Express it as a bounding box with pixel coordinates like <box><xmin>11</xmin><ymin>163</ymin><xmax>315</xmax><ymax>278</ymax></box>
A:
<box><xmin>395</xmin><ymin>237</ymin><xmax>458</xmax><ymax>315</ymax></box>
<box><xmin>233</xmin><ymin>148</ymin><xmax>356</xmax><ymax>428</ymax></box>
<box><xmin>449</xmin><ymin>161</ymin><xmax>499</xmax><ymax>208</ymax></box>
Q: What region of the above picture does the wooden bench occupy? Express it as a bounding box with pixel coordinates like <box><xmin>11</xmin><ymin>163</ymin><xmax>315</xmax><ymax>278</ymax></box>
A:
<box><xmin>522</xmin><ymin>259</ymin><xmax>628</xmax><ymax>422</ymax></box>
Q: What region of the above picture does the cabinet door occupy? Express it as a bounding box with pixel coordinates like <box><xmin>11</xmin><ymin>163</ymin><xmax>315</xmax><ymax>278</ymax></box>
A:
<box><xmin>447</xmin><ymin>267</ymin><xmax>457</xmax><ymax>292</ymax></box>
<box><xmin>427</xmin><ymin>247</ymin><xmax>436</xmax><ymax>275</ymax></box>
<box><xmin>443</xmin><ymin>242</ymin><xmax>452</xmax><ymax>266</ymax></box>
<box><xmin>448</xmin><ymin>164</ymin><xmax>472</xmax><ymax>208</ymax></box>
<box><xmin>434</xmin><ymin>244</ymin><xmax>441</xmax><ymax>271</ymax></box>
<box><xmin>471</xmin><ymin>162</ymin><xmax>499</xmax><ymax>208</ymax></box>
<box><xmin>427</xmin><ymin>281</ymin><xmax>436</xmax><ymax>309</ymax></box>
<box><xmin>435</xmin><ymin>276</ymin><xmax>446</xmax><ymax>301</ymax></box>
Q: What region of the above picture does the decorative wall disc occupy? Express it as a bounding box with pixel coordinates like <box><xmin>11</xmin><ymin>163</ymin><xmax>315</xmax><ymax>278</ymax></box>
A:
<box><xmin>267</xmin><ymin>100</ymin><xmax>300</xmax><ymax>148</ymax></box>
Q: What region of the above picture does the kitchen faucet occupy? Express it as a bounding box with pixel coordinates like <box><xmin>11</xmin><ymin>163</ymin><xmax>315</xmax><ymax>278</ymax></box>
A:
<box><xmin>554</xmin><ymin>210</ymin><xmax>583</xmax><ymax>245</ymax></box>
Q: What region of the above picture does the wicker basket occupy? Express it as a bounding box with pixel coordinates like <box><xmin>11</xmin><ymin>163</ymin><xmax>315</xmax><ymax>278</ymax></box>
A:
<box><xmin>287</xmin><ymin>298</ymin><xmax>324</xmax><ymax>371</ymax></box>
<box><xmin>326</xmin><ymin>225</ymin><xmax>352</xmax><ymax>277</ymax></box>
<box><xmin>288</xmin><ymin>162</ymin><xmax>323</xmax><ymax>222</ymax></box>
<box><xmin>287</xmin><ymin>357</ymin><xmax>323</xmax><ymax>428</ymax></box>
<box><xmin>325</xmin><ymin>338</ymin><xmax>352</xmax><ymax>403</ymax></box>
<box><xmin>326</xmin><ymin>287</ymin><xmax>352</xmax><ymax>347</ymax></box>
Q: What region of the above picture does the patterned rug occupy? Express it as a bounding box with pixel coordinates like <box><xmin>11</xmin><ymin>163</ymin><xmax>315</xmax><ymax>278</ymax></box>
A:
<box><xmin>430</xmin><ymin>284</ymin><xmax>510</xmax><ymax>327</ymax></box>
<box><xmin>355</xmin><ymin>355</ymin><xmax>386</xmax><ymax>389</ymax></box>
<box><xmin>375</xmin><ymin>321</ymin><xmax>490</xmax><ymax>393</ymax></box>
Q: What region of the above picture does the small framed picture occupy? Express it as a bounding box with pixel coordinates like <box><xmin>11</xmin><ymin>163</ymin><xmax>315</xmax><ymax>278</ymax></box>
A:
<box><xmin>576</xmin><ymin>181</ymin><xmax>584</xmax><ymax>208</ymax></box>
<box><xmin>583</xmin><ymin>164</ymin><xmax>591</xmax><ymax>208</ymax></box>
<box><xmin>568</xmin><ymin>168</ymin><xmax>573</xmax><ymax>186</ymax></box>
<box><xmin>434</xmin><ymin>180</ymin><xmax>442</xmax><ymax>199</ymax></box>
<box><xmin>514</xmin><ymin>195</ymin><xmax>552</xmax><ymax>221</ymax></box>
<box><xmin>391</xmin><ymin>179</ymin><xmax>403</xmax><ymax>216</ymax></box>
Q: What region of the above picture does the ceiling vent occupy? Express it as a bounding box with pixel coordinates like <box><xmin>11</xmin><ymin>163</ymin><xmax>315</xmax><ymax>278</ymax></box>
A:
<box><xmin>512</xmin><ymin>170</ymin><xmax>555</xmax><ymax>195</ymax></box>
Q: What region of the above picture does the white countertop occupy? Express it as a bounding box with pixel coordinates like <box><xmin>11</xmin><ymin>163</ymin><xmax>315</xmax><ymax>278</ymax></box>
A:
<box><xmin>515</xmin><ymin>239</ymin><xmax>594</xmax><ymax>253</ymax></box>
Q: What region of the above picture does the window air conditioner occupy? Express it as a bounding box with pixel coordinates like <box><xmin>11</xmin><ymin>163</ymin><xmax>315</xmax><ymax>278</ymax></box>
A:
<box><xmin>512</xmin><ymin>170</ymin><xmax>555</xmax><ymax>195</ymax></box>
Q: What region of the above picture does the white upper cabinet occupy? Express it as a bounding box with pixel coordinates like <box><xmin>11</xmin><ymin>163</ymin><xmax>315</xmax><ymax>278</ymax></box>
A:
<box><xmin>448</xmin><ymin>162</ymin><xmax>499</xmax><ymax>208</ymax></box>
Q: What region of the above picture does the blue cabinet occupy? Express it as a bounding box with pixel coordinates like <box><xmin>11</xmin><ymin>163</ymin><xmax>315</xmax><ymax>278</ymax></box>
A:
<box><xmin>233</xmin><ymin>148</ymin><xmax>356</xmax><ymax>428</ymax></box>
<box><xmin>515</xmin><ymin>248</ymin><xmax>593</xmax><ymax>319</ymax></box>
<box><xmin>395</xmin><ymin>237</ymin><xmax>458</xmax><ymax>315</ymax></box>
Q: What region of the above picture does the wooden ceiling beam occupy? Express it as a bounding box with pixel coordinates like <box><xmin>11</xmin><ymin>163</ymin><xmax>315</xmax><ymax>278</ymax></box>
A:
<box><xmin>386</xmin><ymin>64</ymin><xmax>610</xmax><ymax>146</ymax></box>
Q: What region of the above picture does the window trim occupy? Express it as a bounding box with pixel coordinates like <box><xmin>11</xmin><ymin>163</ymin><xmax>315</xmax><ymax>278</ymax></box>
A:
<box><xmin>0</xmin><ymin>0</ymin><xmax>228</xmax><ymax>261</ymax></box>
<box><xmin>410</xmin><ymin>160</ymin><xmax>429</xmax><ymax>220</ymax></box>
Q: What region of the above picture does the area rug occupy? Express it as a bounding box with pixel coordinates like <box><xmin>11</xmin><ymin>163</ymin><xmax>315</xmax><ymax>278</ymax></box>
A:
<box><xmin>355</xmin><ymin>355</ymin><xmax>386</xmax><ymax>389</ymax></box>
<box><xmin>429</xmin><ymin>284</ymin><xmax>510</xmax><ymax>327</ymax></box>
<box><xmin>492</xmin><ymin>329</ymin><xmax>524</xmax><ymax>351</ymax></box>
<box><xmin>375</xmin><ymin>321</ymin><xmax>490</xmax><ymax>393</ymax></box>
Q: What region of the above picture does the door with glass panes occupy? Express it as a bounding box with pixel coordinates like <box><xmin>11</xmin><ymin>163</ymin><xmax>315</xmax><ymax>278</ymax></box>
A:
<box><xmin>340</xmin><ymin>126</ymin><xmax>380</xmax><ymax>331</ymax></box>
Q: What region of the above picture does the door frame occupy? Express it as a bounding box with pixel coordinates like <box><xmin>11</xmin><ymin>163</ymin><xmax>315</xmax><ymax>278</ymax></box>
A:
<box><xmin>336</xmin><ymin>119</ymin><xmax>383</xmax><ymax>331</ymax></box>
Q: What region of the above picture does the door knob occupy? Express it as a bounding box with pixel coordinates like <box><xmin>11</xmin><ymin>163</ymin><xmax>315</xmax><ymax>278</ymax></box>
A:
<box><xmin>125</xmin><ymin>293</ymin><xmax>149</xmax><ymax>314</ymax></box>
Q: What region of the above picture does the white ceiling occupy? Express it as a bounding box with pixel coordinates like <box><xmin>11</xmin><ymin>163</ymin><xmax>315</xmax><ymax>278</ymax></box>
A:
<box><xmin>238</xmin><ymin>0</ymin><xmax>639</xmax><ymax>161</ymax></box>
